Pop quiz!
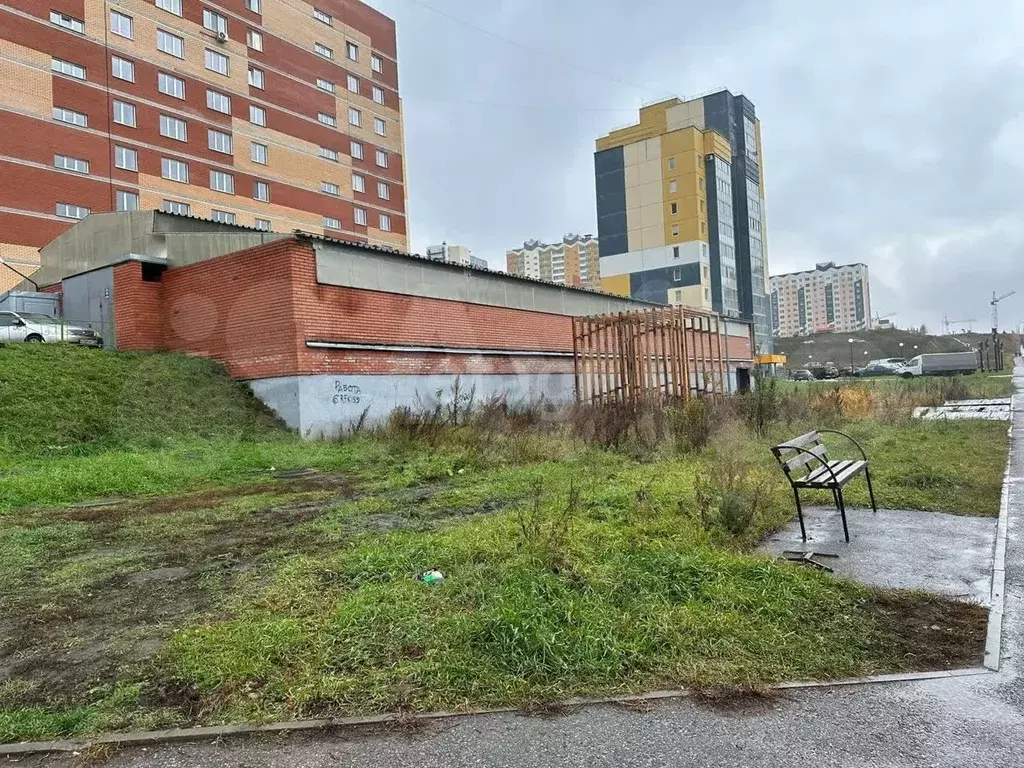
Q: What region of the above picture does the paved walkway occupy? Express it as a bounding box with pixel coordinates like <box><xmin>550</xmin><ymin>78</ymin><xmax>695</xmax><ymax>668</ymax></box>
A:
<box><xmin>13</xmin><ymin>369</ymin><xmax>1024</xmax><ymax>768</ymax></box>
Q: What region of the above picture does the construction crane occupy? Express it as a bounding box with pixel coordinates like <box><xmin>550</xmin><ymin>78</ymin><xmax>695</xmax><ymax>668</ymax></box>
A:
<box><xmin>872</xmin><ymin>311</ymin><xmax>897</xmax><ymax>329</ymax></box>
<box><xmin>943</xmin><ymin>315</ymin><xmax>976</xmax><ymax>335</ymax></box>
<box><xmin>991</xmin><ymin>290</ymin><xmax>1016</xmax><ymax>333</ymax></box>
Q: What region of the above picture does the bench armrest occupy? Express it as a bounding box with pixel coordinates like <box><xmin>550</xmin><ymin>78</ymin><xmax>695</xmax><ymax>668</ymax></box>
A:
<box><xmin>817</xmin><ymin>429</ymin><xmax>868</xmax><ymax>461</ymax></box>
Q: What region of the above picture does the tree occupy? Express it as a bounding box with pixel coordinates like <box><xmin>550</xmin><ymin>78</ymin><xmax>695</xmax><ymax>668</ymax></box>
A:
<box><xmin>919</xmin><ymin>324</ymin><xmax>928</xmax><ymax>335</ymax></box>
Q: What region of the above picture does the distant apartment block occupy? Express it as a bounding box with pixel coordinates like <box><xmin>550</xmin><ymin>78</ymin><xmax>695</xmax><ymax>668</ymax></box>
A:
<box><xmin>506</xmin><ymin>234</ymin><xmax>601</xmax><ymax>289</ymax></box>
<box><xmin>426</xmin><ymin>242</ymin><xmax>486</xmax><ymax>269</ymax></box>
<box><xmin>594</xmin><ymin>90</ymin><xmax>772</xmax><ymax>351</ymax></box>
<box><xmin>770</xmin><ymin>262</ymin><xmax>872</xmax><ymax>337</ymax></box>
<box><xmin>0</xmin><ymin>0</ymin><xmax>407</xmax><ymax>291</ymax></box>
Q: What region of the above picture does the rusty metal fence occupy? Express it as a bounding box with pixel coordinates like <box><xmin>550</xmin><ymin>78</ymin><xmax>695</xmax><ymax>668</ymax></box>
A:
<box><xmin>572</xmin><ymin>306</ymin><xmax>730</xmax><ymax>405</ymax></box>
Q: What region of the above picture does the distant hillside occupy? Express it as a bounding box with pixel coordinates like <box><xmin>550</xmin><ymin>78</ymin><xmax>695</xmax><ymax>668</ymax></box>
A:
<box><xmin>772</xmin><ymin>328</ymin><xmax>1017</xmax><ymax>369</ymax></box>
<box><xmin>0</xmin><ymin>345</ymin><xmax>285</xmax><ymax>455</ymax></box>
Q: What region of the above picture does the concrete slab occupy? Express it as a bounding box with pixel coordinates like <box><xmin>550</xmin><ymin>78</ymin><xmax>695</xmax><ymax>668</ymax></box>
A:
<box><xmin>760</xmin><ymin>506</ymin><xmax>997</xmax><ymax>604</ymax></box>
<box><xmin>914</xmin><ymin>398</ymin><xmax>1014</xmax><ymax>421</ymax></box>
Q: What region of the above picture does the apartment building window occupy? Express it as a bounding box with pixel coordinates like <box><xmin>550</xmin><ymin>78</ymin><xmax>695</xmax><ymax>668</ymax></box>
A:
<box><xmin>51</xmin><ymin>58</ymin><xmax>85</xmax><ymax>80</ymax></box>
<box><xmin>114</xmin><ymin>146</ymin><xmax>137</xmax><ymax>170</ymax></box>
<box><xmin>249</xmin><ymin>104</ymin><xmax>266</xmax><ymax>126</ymax></box>
<box><xmin>248</xmin><ymin>66</ymin><xmax>264</xmax><ymax>89</ymax></box>
<box><xmin>379</xmin><ymin>213</ymin><xmax>391</xmax><ymax>231</ymax></box>
<box><xmin>53</xmin><ymin>107</ymin><xmax>87</xmax><ymax>127</ymax></box>
<box><xmin>320</xmin><ymin>181</ymin><xmax>340</xmax><ymax>196</ymax></box>
<box><xmin>670</xmin><ymin>202</ymin><xmax>677</xmax><ymax>215</ymax></box>
<box><xmin>210</xmin><ymin>169</ymin><xmax>234</xmax><ymax>193</ymax></box>
<box><xmin>377</xmin><ymin>181</ymin><xmax>389</xmax><ymax>200</ymax></box>
<box><xmin>161</xmin><ymin>157</ymin><xmax>188</xmax><ymax>182</ymax></box>
<box><xmin>672</xmin><ymin>268</ymin><xmax>681</xmax><ymax>282</ymax></box>
<box><xmin>671</xmin><ymin>223</ymin><xmax>680</xmax><ymax>237</ymax></box>
<box><xmin>351</xmin><ymin>141</ymin><xmax>363</xmax><ymax>160</ymax></box>
<box><xmin>372</xmin><ymin>86</ymin><xmax>385</xmax><ymax>105</ymax></box>
<box><xmin>111</xmin><ymin>55</ymin><xmax>135</xmax><ymax>81</ymax></box>
<box><xmin>251</xmin><ymin>142</ymin><xmax>268</xmax><ymax>164</ymax></box>
<box><xmin>54</xmin><ymin>154</ymin><xmax>89</xmax><ymax>174</ymax></box>
<box><xmin>316</xmin><ymin>78</ymin><xmax>335</xmax><ymax>93</ymax></box>
<box><xmin>116</xmin><ymin>190</ymin><xmax>139</xmax><ymax>211</ymax></box>
<box><xmin>371</xmin><ymin>53</ymin><xmax>383</xmax><ymax>73</ymax></box>
<box><xmin>207</xmin><ymin>89</ymin><xmax>231</xmax><ymax>113</ymax></box>
<box><xmin>352</xmin><ymin>173</ymin><xmax>365</xmax><ymax>193</ymax></box>
<box><xmin>203</xmin><ymin>9</ymin><xmax>227</xmax><ymax>34</ymax></box>
<box><xmin>112</xmin><ymin>100</ymin><xmax>136</xmax><ymax>127</ymax></box>
<box><xmin>157</xmin><ymin>29</ymin><xmax>184</xmax><ymax>58</ymax></box>
<box><xmin>205</xmin><ymin>49</ymin><xmax>229</xmax><ymax>75</ymax></box>
<box><xmin>208</xmin><ymin>128</ymin><xmax>232</xmax><ymax>154</ymax></box>
<box><xmin>317</xmin><ymin>112</ymin><xmax>336</xmax><ymax>127</ymax></box>
<box><xmin>159</xmin><ymin>114</ymin><xmax>187</xmax><ymax>141</ymax></box>
<box><xmin>109</xmin><ymin>10</ymin><xmax>132</xmax><ymax>37</ymax></box>
<box><xmin>343</xmin><ymin>75</ymin><xmax>358</xmax><ymax>94</ymax></box>
<box><xmin>211</xmin><ymin>210</ymin><xmax>235</xmax><ymax>224</ymax></box>
<box><xmin>319</xmin><ymin>146</ymin><xmax>338</xmax><ymax>162</ymax></box>
<box><xmin>254</xmin><ymin>218</ymin><xmax>271</xmax><ymax>231</ymax></box>
<box><xmin>315</xmin><ymin>42</ymin><xmax>333</xmax><ymax>59</ymax></box>
<box><xmin>253</xmin><ymin>180</ymin><xmax>270</xmax><ymax>201</ymax></box>
<box><xmin>313</xmin><ymin>8</ymin><xmax>331</xmax><ymax>24</ymax></box>
<box><xmin>323</xmin><ymin>216</ymin><xmax>340</xmax><ymax>229</ymax></box>
<box><xmin>668</xmin><ymin>180</ymin><xmax>677</xmax><ymax>194</ymax></box>
<box><xmin>346</xmin><ymin>42</ymin><xmax>358</xmax><ymax>60</ymax></box>
<box><xmin>162</xmin><ymin>200</ymin><xmax>190</xmax><ymax>215</ymax></box>
<box><xmin>375</xmin><ymin>149</ymin><xmax>388</xmax><ymax>168</ymax></box>
<box><xmin>56</xmin><ymin>202</ymin><xmax>90</xmax><ymax>219</ymax></box>
<box><xmin>672</xmin><ymin>245</ymin><xmax>680</xmax><ymax>259</ymax></box>
<box><xmin>354</xmin><ymin>207</ymin><xmax>367</xmax><ymax>226</ymax></box>
<box><xmin>668</xmin><ymin>156</ymin><xmax>676</xmax><ymax>171</ymax></box>
<box><xmin>245</xmin><ymin>0</ymin><xmax>260</xmax><ymax>12</ymax></box>
<box><xmin>158</xmin><ymin>72</ymin><xmax>185</xmax><ymax>99</ymax></box>
<box><xmin>156</xmin><ymin>0</ymin><xmax>182</xmax><ymax>16</ymax></box>
<box><xmin>246</xmin><ymin>29</ymin><xmax>263</xmax><ymax>50</ymax></box>
<box><xmin>348</xmin><ymin>108</ymin><xmax>361</xmax><ymax>126</ymax></box>
<box><xmin>50</xmin><ymin>10</ymin><xmax>84</xmax><ymax>32</ymax></box>
<box><xmin>373</xmin><ymin>117</ymin><xmax>386</xmax><ymax>136</ymax></box>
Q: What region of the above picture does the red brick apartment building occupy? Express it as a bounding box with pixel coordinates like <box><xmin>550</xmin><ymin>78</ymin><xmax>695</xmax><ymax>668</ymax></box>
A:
<box><xmin>31</xmin><ymin>211</ymin><xmax>756</xmax><ymax>438</ymax></box>
<box><xmin>0</xmin><ymin>0</ymin><xmax>407</xmax><ymax>291</ymax></box>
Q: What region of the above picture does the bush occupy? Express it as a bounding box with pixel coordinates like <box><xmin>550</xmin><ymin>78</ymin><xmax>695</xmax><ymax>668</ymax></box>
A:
<box><xmin>669</xmin><ymin>398</ymin><xmax>715</xmax><ymax>453</ymax></box>
<box><xmin>694</xmin><ymin>426</ymin><xmax>778</xmax><ymax>541</ymax></box>
<box><xmin>740</xmin><ymin>371</ymin><xmax>781</xmax><ymax>437</ymax></box>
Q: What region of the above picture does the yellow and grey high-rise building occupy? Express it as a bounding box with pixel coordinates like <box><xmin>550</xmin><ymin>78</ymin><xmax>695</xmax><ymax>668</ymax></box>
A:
<box><xmin>594</xmin><ymin>90</ymin><xmax>772</xmax><ymax>350</ymax></box>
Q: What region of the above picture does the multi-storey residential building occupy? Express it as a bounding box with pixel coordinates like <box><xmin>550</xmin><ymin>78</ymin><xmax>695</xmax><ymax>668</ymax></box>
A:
<box><xmin>426</xmin><ymin>242</ymin><xmax>486</xmax><ymax>269</ymax></box>
<box><xmin>0</xmin><ymin>0</ymin><xmax>407</xmax><ymax>290</ymax></box>
<box><xmin>505</xmin><ymin>234</ymin><xmax>601</xmax><ymax>289</ymax></box>
<box><xmin>770</xmin><ymin>261</ymin><xmax>872</xmax><ymax>337</ymax></box>
<box><xmin>594</xmin><ymin>90</ymin><xmax>772</xmax><ymax>351</ymax></box>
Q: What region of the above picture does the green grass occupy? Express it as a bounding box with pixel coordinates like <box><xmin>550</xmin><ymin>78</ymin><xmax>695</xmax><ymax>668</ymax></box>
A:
<box><xmin>778</xmin><ymin>371</ymin><xmax>1015</xmax><ymax>399</ymax></box>
<box><xmin>0</xmin><ymin>346</ymin><xmax>1004</xmax><ymax>741</ymax></box>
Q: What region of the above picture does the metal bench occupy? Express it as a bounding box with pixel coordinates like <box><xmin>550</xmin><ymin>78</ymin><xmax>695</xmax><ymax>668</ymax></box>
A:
<box><xmin>771</xmin><ymin>430</ymin><xmax>878</xmax><ymax>543</ymax></box>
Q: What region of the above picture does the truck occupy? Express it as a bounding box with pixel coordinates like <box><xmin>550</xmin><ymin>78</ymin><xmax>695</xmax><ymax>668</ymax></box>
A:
<box><xmin>899</xmin><ymin>352</ymin><xmax>978</xmax><ymax>378</ymax></box>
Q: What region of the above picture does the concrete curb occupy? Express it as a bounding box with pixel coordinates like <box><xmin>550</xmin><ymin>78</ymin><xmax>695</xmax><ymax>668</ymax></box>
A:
<box><xmin>0</xmin><ymin>667</ymin><xmax>996</xmax><ymax>757</ymax></box>
<box><xmin>984</xmin><ymin>387</ymin><xmax>1016</xmax><ymax>671</ymax></box>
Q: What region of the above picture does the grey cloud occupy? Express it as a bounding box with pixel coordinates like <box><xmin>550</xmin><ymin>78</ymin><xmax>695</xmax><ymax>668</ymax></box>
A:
<box><xmin>373</xmin><ymin>0</ymin><xmax>1024</xmax><ymax>330</ymax></box>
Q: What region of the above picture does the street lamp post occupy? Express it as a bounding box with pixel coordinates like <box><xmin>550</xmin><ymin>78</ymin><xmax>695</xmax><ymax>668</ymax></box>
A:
<box><xmin>848</xmin><ymin>338</ymin><xmax>855</xmax><ymax>369</ymax></box>
<box><xmin>899</xmin><ymin>342</ymin><xmax>905</xmax><ymax>359</ymax></box>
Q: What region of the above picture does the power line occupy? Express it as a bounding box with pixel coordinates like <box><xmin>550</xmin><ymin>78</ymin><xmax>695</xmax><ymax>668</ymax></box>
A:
<box><xmin>391</xmin><ymin>0</ymin><xmax>665</xmax><ymax>97</ymax></box>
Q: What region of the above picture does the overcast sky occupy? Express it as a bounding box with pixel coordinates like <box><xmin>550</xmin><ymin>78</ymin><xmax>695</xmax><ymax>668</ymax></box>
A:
<box><xmin>370</xmin><ymin>0</ymin><xmax>1024</xmax><ymax>332</ymax></box>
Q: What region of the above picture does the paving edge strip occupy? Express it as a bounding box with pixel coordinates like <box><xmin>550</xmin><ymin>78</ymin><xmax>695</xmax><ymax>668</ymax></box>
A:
<box><xmin>0</xmin><ymin>667</ymin><xmax>995</xmax><ymax>756</ymax></box>
<box><xmin>984</xmin><ymin>386</ymin><xmax>1016</xmax><ymax>671</ymax></box>
<box><xmin>3</xmin><ymin>382</ymin><xmax>1017</xmax><ymax>758</ymax></box>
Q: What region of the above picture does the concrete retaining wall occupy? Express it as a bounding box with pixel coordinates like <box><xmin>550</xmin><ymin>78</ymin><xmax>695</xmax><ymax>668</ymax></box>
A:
<box><xmin>250</xmin><ymin>372</ymin><xmax>575</xmax><ymax>439</ymax></box>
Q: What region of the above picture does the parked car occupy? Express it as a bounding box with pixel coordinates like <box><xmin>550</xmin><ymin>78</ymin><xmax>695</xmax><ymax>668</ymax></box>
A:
<box><xmin>809</xmin><ymin>363</ymin><xmax>840</xmax><ymax>380</ymax></box>
<box><xmin>858</xmin><ymin>363</ymin><xmax>899</xmax><ymax>377</ymax></box>
<box><xmin>900</xmin><ymin>352</ymin><xmax>978</xmax><ymax>378</ymax></box>
<box><xmin>791</xmin><ymin>369</ymin><xmax>814</xmax><ymax>381</ymax></box>
<box><xmin>865</xmin><ymin>357</ymin><xmax>907</xmax><ymax>372</ymax></box>
<box><xmin>0</xmin><ymin>311</ymin><xmax>102</xmax><ymax>347</ymax></box>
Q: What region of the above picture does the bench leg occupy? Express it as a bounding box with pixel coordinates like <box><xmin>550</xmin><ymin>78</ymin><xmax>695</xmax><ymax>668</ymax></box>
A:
<box><xmin>793</xmin><ymin>487</ymin><xmax>807</xmax><ymax>541</ymax></box>
<box><xmin>837</xmin><ymin>488</ymin><xmax>850</xmax><ymax>543</ymax></box>
<box><xmin>865</xmin><ymin>467</ymin><xmax>879</xmax><ymax>514</ymax></box>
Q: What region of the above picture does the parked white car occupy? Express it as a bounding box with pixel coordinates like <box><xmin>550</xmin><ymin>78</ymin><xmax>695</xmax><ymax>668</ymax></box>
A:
<box><xmin>0</xmin><ymin>311</ymin><xmax>102</xmax><ymax>347</ymax></box>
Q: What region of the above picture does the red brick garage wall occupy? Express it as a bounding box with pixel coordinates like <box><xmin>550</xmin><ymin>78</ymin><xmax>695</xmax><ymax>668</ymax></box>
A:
<box><xmin>113</xmin><ymin>262</ymin><xmax>165</xmax><ymax>351</ymax></box>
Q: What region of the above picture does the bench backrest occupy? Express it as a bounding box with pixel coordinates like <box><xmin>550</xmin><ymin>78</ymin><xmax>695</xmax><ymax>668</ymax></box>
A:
<box><xmin>771</xmin><ymin>431</ymin><xmax>829</xmax><ymax>479</ymax></box>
